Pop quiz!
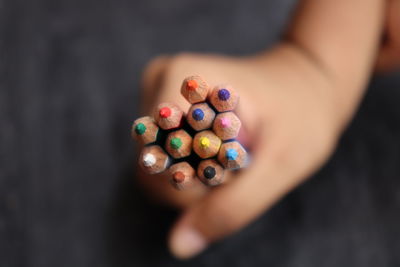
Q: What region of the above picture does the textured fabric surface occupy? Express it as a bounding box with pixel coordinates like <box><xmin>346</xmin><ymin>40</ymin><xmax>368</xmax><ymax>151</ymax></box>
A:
<box><xmin>1</xmin><ymin>0</ymin><xmax>400</xmax><ymax>266</ymax></box>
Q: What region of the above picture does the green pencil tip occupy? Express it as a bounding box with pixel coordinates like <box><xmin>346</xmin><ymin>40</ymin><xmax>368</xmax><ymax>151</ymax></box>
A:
<box><xmin>170</xmin><ymin>138</ymin><xmax>183</xmax><ymax>149</ymax></box>
<box><xmin>135</xmin><ymin>123</ymin><xmax>146</xmax><ymax>135</ymax></box>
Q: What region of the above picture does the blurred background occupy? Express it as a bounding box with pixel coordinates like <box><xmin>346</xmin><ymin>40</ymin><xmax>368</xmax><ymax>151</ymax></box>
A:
<box><xmin>1</xmin><ymin>0</ymin><xmax>400</xmax><ymax>266</ymax></box>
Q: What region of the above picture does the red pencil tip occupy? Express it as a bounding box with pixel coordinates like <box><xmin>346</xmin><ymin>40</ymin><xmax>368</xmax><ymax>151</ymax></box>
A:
<box><xmin>159</xmin><ymin>107</ymin><xmax>171</xmax><ymax>118</ymax></box>
<box><xmin>186</xmin><ymin>80</ymin><xmax>198</xmax><ymax>91</ymax></box>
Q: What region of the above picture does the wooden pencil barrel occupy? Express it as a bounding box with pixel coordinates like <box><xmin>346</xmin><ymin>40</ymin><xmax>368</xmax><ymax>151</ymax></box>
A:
<box><xmin>180</xmin><ymin>75</ymin><xmax>210</xmax><ymax>104</ymax></box>
<box><xmin>212</xmin><ymin>111</ymin><xmax>241</xmax><ymax>140</ymax></box>
<box><xmin>169</xmin><ymin>162</ymin><xmax>199</xmax><ymax>190</ymax></box>
<box><xmin>154</xmin><ymin>102</ymin><xmax>183</xmax><ymax>130</ymax></box>
<box><xmin>165</xmin><ymin>129</ymin><xmax>193</xmax><ymax>159</ymax></box>
<box><xmin>197</xmin><ymin>159</ymin><xmax>225</xmax><ymax>186</ymax></box>
<box><xmin>217</xmin><ymin>141</ymin><xmax>248</xmax><ymax>170</ymax></box>
<box><xmin>139</xmin><ymin>145</ymin><xmax>170</xmax><ymax>174</ymax></box>
<box><xmin>193</xmin><ymin>130</ymin><xmax>222</xmax><ymax>159</ymax></box>
<box><xmin>187</xmin><ymin>102</ymin><xmax>216</xmax><ymax>131</ymax></box>
<box><xmin>131</xmin><ymin>116</ymin><xmax>159</xmax><ymax>145</ymax></box>
<box><xmin>209</xmin><ymin>85</ymin><xmax>239</xmax><ymax>112</ymax></box>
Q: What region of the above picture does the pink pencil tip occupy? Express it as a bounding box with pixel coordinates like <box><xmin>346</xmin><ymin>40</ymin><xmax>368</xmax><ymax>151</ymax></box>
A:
<box><xmin>220</xmin><ymin>118</ymin><xmax>231</xmax><ymax>128</ymax></box>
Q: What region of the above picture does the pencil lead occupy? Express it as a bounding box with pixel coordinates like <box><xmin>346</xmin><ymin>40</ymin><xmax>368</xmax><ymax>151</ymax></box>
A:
<box><xmin>135</xmin><ymin>123</ymin><xmax>147</xmax><ymax>135</ymax></box>
<box><xmin>172</xmin><ymin>171</ymin><xmax>186</xmax><ymax>183</ymax></box>
<box><xmin>218</xmin><ymin>88</ymin><xmax>230</xmax><ymax>101</ymax></box>
<box><xmin>226</xmin><ymin>148</ymin><xmax>238</xmax><ymax>160</ymax></box>
<box><xmin>192</xmin><ymin>108</ymin><xmax>205</xmax><ymax>121</ymax></box>
<box><xmin>143</xmin><ymin>153</ymin><xmax>156</xmax><ymax>167</ymax></box>
<box><xmin>159</xmin><ymin>107</ymin><xmax>171</xmax><ymax>118</ymax></box>
<box><xmin>186</xmin><ymin>80</ymin><xmax>198</xmax><ymax>91</ymax></box>
<box><xmin>199</xmin><ymin>137</ymin><xmax>210</xmax><ymax>148</ymax></box>
<box><xmin>170</xmin><ymin>137</ymin><xmax>183</xmax><ymax>149</ymax></box>
<box><xmin>220</xmin><ymin>117</ymin><xmax>231</xmax><ymax>128</ymax></box>
<box><xmin>203</xmin><ymin>166</ymin><xmax>216</xmax><ymax>179</ymax></box>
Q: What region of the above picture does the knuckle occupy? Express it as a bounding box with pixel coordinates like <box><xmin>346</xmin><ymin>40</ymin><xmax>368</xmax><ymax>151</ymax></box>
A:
<box><xmin>167</xmin><ymin>53</ymin><xmax>199</xmax><ymax>72</ymax></box>
<box><xmin>159</xmin><ymin>52</ymin><xmax>203</xmax><ymax>86</ymax></box>
<box><xmin>142</xmin><ymin>55</ymin><xmax>168</xmax><ymax>78</ymax></box>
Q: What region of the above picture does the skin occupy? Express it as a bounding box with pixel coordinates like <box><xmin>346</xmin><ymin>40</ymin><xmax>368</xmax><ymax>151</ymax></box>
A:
<box><xmin>377</xmin><ymin>0</ymin><xmax>400</xmax><ymax>71</ymax></box>
<box><xmin>138</xmin><ymin>0</ymin><xmax>400</xmax><ymax>260</ymax></box>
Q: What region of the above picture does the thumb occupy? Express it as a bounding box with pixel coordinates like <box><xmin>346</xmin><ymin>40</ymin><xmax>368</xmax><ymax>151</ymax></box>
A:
<box><xmin>167</xmin><ymin>134</ymin><xmax>305</xmax><ymax>259</ymax></box>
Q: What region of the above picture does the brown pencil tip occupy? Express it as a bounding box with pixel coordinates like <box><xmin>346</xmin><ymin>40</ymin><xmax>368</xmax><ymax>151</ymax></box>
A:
<box><xmin>173</xmin><ymin>171</ymin><xmax>185</xmax><ymax>183</ymax></box>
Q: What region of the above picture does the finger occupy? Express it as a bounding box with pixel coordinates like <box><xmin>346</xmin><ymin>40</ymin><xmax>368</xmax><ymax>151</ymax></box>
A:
<box><xmin>139</xmin><ymin>57</ymin><xmax>211</xmax><ymax>206</ymax></box>
<box><xmin>141</xmin><ymin>55</ymin><xmax>171</xmax><ymax>113</ymax></box>
<box><xmin>168</xmin><ymin>129</ymin><xmax>328</xmax><ymax>259</ymax></box>
<box><xmin>137</xmin><ymin>167</ymin><xmax>209</xmax><ymax>210</ymax></box>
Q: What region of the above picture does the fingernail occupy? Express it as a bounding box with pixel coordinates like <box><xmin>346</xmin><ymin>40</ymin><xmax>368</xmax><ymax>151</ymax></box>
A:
<box><xmin>169</xmin><ymin>226</ymin><xmax>207</xmax><ymax>259</ymax></box>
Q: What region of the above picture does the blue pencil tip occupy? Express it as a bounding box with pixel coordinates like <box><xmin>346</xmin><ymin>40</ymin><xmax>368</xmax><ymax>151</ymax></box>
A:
<box><xmin>192</xmin><ymin>108</ymin><xmax>205</xmax><ymax>121</ymax></box>
<box><xmin>218</xmin><ymin>89</ymin><xmax>230</xmax><ymax>101</ymax></box>
<box><xmin>226</xmin><ymin>148</ymin><xmax>238</xmax><ymax>160</ymax></box>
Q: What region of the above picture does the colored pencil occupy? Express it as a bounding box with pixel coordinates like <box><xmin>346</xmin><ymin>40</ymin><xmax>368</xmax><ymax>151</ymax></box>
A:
<box><xmin>217</xmin><ymin>141</ymin><xmax>248</xmax><ymax>170</ymax></box>
<box><xmin>133</xmin><ymin>75</ymin><xmax>250</xmax><ymax>188</ymax></box>
<box><xmin>139</xmin><ymin>145</ymin><xmax>170</xmax><ymax>174</ymax></box>
<box><xmin>154</xmin><ymin>102</ymin><xmax>183</xmax><ymax>130</ymax></box>
<box><xmin>165</xmin><ymin>129</ymin><xmax>193</xmax><ymax>159</ymax></box>
<box><xmin>193</xmin><ymin>130</ymin><xmax>222</xmax><ymax>159</ymax></box>
<box><xmin>212</xmin><ymin>111</ymin><xmax>241</xmax><ymax>140</ymax></box>
<box><xmin>197</xmin><ymin>159</ymin><xmax>225</xmax><ymax>186</ymax></box>
<box><xmin>168</xmin><ymin>162</ymin><xmax>199</xmax><ymax>190</ymax></box>
<box><xmin>181</xmin><ymin>75</ymin><xmax>210</xmax><ymax>104</ymax></box>
<box><xmin>131</xmin><ymin>116</ymin><xmax>159</xmax><ymax>145</ymax></box>
<box><xmin>186</xmin><ymin>102</ymin><xmax>216</xmax><ymax>131</ymax></box>
<box><xmin>209</xmin><ymin>85</ymin><xmax>239</xmax><ymax>112</ymax></box>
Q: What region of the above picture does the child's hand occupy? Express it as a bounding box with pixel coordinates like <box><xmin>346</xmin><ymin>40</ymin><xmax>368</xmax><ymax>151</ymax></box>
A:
<box><xmin>139</xmin><ymin>48</ymin><xmax>340</xmax><ymax>257</ymax></box>
<box><xmin>137</xmin><ymin>0</ymin><xmax>386</xmax><ymax>259</ymax></box>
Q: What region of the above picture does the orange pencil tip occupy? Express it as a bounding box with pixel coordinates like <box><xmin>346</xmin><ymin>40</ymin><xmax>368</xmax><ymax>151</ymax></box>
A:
<box><xmin>186</xmin><ymin>80</ymin><xmax>198</xmax><ymax>91</ymax></box>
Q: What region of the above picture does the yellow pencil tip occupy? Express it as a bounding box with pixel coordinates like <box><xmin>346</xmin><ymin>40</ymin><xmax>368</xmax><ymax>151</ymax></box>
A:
<box><xmin>199</xmin><ymin>137</ymin><xmax>210</xmax><ymax>148</ymax></box>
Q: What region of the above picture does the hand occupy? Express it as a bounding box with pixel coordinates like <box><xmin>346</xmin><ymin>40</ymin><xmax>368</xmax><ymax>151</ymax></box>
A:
<box><xmin>138</xmin><ymin>47</ymin><xmax>345</xmax><ymax>258</ymax></box>
<box><xmin>137</xmin><ymin>0</ymin><xmax>384</xmax><ymax>260</ymax></box>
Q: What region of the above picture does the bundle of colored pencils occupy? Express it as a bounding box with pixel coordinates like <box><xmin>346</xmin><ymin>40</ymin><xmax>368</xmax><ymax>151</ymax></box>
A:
<box><xmin>131</xmin><ymin>76</ymin><xmax>248</xmax><ymax>190</ymax></box>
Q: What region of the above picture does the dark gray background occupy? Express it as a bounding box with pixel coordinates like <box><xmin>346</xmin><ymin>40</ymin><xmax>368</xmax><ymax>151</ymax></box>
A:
<box><xmin>1</xmin><ymin>0</ymin><xmax>400</xmax><ymax>266</ymax></box>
